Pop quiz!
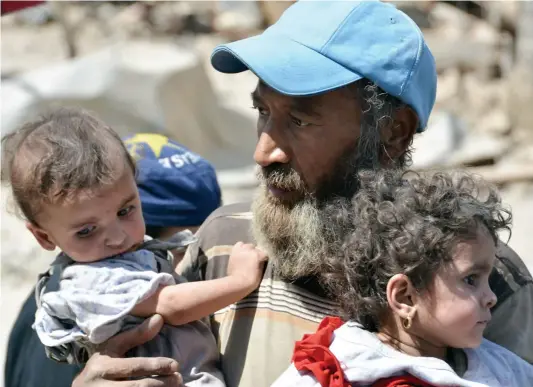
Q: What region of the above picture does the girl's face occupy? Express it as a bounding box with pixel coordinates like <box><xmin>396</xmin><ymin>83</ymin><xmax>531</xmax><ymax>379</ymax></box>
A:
<box><xmin>413</xmin><ymin>227</ymin><xmax>498</xmax><ymax>349</ymax></box>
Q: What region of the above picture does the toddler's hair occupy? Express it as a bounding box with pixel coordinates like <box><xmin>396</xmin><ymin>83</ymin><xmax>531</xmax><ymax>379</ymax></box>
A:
<box><xmin>322</xmin><ymin>169</ymin><xmax>512</xmax><ymax>332</ymax></box>
<box><xmin>1</xmin><ymin>107</ymin><xmax>136</xmax><ymax>224</ymax></box>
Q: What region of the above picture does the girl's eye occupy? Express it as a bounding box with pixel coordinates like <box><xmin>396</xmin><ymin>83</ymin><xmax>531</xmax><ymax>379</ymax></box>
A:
<box><xmin>463</xmin><ymin>274</ymin><xmax>478</xmax><ymax>287</ymax></box>
<box><xmin>76</xmin><ymin>226</ymin><xmax>95</xmax><ymax>238</ymax></box>
<box><xmin>118</xmin><ymin>206</ymin><xmax>135</xmax><ymax>217</ymax></box>
<box><xmin>291</xmin><ymin>116</ymin><xmax>310</xmax><ymax>127</ymax></box>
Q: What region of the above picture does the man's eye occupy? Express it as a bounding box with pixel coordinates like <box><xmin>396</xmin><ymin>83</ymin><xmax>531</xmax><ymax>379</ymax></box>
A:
<box><xmin>463</xmin><ymin>274</ymin><xmax>478</xmax><ymax>287</ymax></box>
<box><xmin>76</xmin><ymin>226</ymin><xmax>95</xmax><ymax>238</ymax></box>
<box><xmin>291</xmin><ymin>116</ymin><xmax>310</xmax><ymax>127</ymax></box>
<box><xmin>252</xmin><ymin>106</ymin><xmax>269</xmax><ymax>116</ymax></box>
<box><xmin>118</xmin><ymin>206</ymin><xmax>135</xmax><ymax>217</ymax></box>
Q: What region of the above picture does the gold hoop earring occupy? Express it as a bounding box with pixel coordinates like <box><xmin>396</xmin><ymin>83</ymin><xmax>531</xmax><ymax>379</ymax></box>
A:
<box><xmin>402</xmin><ymin>316</ymin><xmax>412</xmax><ymax>330</ymax></box>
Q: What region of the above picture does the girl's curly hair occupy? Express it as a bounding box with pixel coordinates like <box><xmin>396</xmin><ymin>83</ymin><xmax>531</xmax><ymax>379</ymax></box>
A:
<box><xmin>321</xmin><ymin>169</ymin><xmax>512</xmax><ymax>332</ymax></box>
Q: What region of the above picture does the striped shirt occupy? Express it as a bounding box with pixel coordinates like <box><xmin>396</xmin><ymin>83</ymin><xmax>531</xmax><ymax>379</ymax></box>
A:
<box><xmin>178</xmin><ymin>202</ymin><xmax>533</xmax><ymax>387</ymax></box>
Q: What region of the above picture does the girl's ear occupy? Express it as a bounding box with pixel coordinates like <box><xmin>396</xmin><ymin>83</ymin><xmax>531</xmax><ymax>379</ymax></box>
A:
<box><xmin>386</xmin><ymin>273</ymin><xmax>418</xmax><ymax>321</ymax></box>
<box><xmin>26</xmin><ymin>222</ymin><xmax>56</xmax><ymax>251</ymax></box>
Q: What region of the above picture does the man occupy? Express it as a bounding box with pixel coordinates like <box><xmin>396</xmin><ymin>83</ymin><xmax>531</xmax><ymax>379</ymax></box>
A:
<box><xmin>4</xmin><ymin>134</ymin><xmax>221</xmax><ymax>387</ymax></box>
<box><xmin>72</xmin><ymin>1</ymin><xmax>531</xmax><ymax>386</ymax></box>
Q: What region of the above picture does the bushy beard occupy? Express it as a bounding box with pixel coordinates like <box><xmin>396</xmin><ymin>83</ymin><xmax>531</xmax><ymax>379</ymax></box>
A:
<box><xmin>252</xmin><ymin>129</ymin><xmax>383</xmax><ymax>280</ymax></box>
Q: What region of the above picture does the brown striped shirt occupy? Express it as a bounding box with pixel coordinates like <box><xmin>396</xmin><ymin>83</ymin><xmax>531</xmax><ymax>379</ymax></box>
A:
<box><xmin>178</xmin><ymin>202</ymin><xmax>533</xmax><ymax>387</ymax></box>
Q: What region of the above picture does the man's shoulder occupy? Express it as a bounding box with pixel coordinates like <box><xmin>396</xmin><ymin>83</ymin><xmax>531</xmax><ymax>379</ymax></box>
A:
<box><xmin>178</xmin><ymin>202</ymin><xmax>254</xmax><ymax>281</ymax></box>
<box><xmin>484</xmin><ymin>242</ymin><xmax>533</xmax><ymax>364</ymax></box>
<box><xmin>196</xmin><ymin>202</ymin><xmax>254</xmax><ymax>247</ymax></box>
<box><xmin>491</xmin><ymin>242</ymin><xmax>532</xmax><ymax>307</ymax></box>
<box><xmin>203</xmin><ymin>202</ymin><xmax>253</xmax><ymax>224</ymax></box>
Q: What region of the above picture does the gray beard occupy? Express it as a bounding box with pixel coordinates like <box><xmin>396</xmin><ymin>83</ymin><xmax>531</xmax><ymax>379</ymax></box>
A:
<box><xmin>251</xmin><ymin>152</ymin><xmax>384</xmax><ymax>279</ymax></box>
<box><xmin>252</xmin><ymin>188</ymin><xmax>326</xmax><ymax>280</ymax></box>
<box><xmin>250</xmin><ymin>118</ymin><xmax>394</xmax><ymax>280</ymax></box>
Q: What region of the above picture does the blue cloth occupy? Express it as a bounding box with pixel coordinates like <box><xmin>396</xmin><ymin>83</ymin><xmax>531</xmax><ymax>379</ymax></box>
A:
<box><xmin>211</xmin><ymin>0</ymin><xmax>436</xmax><ymax>131</ymax></box>
<box><xmin>122</xmin><ymin>133</ymin><xmax>221</xmax><ymax>227</ymax></box>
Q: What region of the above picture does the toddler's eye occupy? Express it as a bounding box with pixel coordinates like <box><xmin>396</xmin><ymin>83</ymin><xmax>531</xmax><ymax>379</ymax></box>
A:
<box><xmin>463</xmin><ymin>274</ymin><xmax>478</xmax><ymax>287</ymax></box>
<box><xmin>118</xmin><ymin>206</ymin><xmax>135</xmax><ymax>217</ymax></box>
<box><xmin>76</xmin><ymin>226</ymin><xmax>95</xmax><ymax>238</ymax></box>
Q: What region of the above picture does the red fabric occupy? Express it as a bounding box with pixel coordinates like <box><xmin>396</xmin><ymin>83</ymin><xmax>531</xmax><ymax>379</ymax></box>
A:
<box><xmin>292</xmin><ymin>316</ymin><xmax>439</xmax><ymax>387</ymax></box>
<box><xmin>292</xmin><ymin>316</ymin><xmax>348</xmax><ymax>387</ymax></box>
<box><xmin>1</xmin><ymin>1</ymin><xmax>45</xmax><ymax>15</ymax></box>
<box><xmin>372</xmin><ymin>375</ymin><xmax>438</xmax><ymax>387</ymax></box>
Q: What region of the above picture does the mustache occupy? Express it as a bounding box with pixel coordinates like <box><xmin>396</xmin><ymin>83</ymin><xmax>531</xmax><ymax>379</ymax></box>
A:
<box><xmin>257</xmin><ymin>164</ymin><xmax>307</xmax><ymax>192</ymax></box>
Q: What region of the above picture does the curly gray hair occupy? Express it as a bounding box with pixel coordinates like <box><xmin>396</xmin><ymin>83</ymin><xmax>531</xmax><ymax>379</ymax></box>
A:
<box><xmin>321</xmin><ymin>169</ymin><xmax>512</xmax><ymax>332</ymax></box>
<box><xmin>352</xmin><ymin>80</ymin><xmax>412</xmax><ymax>168</ymax></box>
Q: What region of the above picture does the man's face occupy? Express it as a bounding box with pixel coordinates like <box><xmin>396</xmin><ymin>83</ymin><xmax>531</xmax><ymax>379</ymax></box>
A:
<box><xmin>251</xmin><ymin>82</ymin><xmax>381</xmax><ymax>279</ymax></box>
<box><xmin>252</xmin><ymin>81</ymin><xmax>364</xmax><ymax>204</ymax></box>
<box><xmin>251</xmin><ymin>81</ymin><xmax>418</xmax><ymax>280</ymax></box>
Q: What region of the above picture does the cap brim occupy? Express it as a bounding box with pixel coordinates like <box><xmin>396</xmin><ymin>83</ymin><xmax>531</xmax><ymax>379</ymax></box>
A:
<box><xmin>211</xmin><ymin>34</ymin><xmax>362</xmax><ymax>96</ymax></box>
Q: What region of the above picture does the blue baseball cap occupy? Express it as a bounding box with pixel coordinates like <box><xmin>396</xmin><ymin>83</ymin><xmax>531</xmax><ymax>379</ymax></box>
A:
<box><xmin>211</xmin><ymin>0</ymin><xmax>436</xmax><ymax>131</ymax></box>
<box><xmin>122</xmin><ymin>133</ymin><xmax>222</xmax><ymax>227</ymax></box>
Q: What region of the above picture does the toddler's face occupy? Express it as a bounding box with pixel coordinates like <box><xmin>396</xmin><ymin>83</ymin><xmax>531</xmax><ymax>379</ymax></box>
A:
<box><xmin>28</xmin><ymin>165</ymin><xmax>146</xmax><ymax>262</ymax></box>
<box><xmin>414</xmin><ymin>227</ymin><xmax>498</xmax><ymax>349</ymax></box>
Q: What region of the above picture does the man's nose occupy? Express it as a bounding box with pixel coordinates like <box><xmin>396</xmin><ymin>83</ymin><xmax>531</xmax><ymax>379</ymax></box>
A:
<box><xmin>254</xmin><ymin>131</ymin><xmax>290</xmax><ymax>167</ymax></box>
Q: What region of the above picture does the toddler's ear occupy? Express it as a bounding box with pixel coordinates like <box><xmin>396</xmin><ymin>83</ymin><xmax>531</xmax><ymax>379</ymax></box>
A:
<box><xmin>26</xmin><ymin>222</ymin><xmax>56</xmax><ymax>251</ymax></box>
<box><xmin>386</xmin><ymin>274</ymin><xmax>417</xmax><ymax>321</ymax></box>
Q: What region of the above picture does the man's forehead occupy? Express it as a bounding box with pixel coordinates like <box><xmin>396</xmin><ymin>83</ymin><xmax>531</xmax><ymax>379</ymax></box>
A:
<box><xmin>253</xmin><ymin>81</ymin><xmax>332</xmax><ymax>107</ymax></box>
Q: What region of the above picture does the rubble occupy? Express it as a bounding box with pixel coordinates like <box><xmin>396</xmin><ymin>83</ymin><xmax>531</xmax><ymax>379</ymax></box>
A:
<box><xmin>1</xmin><ymin>1</ymin><xmax>531</xmax><ymax>172</ymax></box>
<box><xmin>256</xmin><ymin>1</ymin><xmax>294</xmax><ymax>26</ymax></box>
<box><xmin>448</xmin><ymin>134</ymin><xmax>511</xmax><ymax>167</ymax></box>
<box><xmin>1</xmin><ymin>0</ymin><xmax>532</xmax><ymax>183</ymax></box>
<box><xmin>475</xmin><ymin>110</ymin><xmax>512</xmax><ymax>137</ymax></box>
<box><xmin>434</xmin><ymin>67</ymin><xmax>461</xmax><ymax>107</ymax></box>
<box><xmin>213</xmin><ymin>1</ymin><xmax>262</xmax><ymax>33</ymax></box>
<box><xmin>411</xmin><ymin>111</ymin><xmax>465</xmax><ymax>170</ymax></box>
<box><xmin>1</xmin><ymin>40</ymin><xmax>257</xmax><ymax>173</ymax></box>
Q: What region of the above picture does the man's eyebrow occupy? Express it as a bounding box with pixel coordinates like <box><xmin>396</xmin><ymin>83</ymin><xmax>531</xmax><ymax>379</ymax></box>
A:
<box><xmin>251</xmin><ymin>89</ymin><xmax>262</xmax><ymax>104</ymax></box>
<box><xmin>290</xmin><ymin>98</ymin><xmax>322</xmax><ymax>118</ymax></box>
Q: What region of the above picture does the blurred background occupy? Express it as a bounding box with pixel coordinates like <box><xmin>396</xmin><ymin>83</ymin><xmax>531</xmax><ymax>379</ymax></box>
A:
<box><xmin>1</xmin><ymin>1</ymin><xmax>533</xmax><ymax>381</ymax></box>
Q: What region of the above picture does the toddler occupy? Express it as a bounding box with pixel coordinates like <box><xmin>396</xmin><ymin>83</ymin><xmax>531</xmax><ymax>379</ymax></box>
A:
<box><xmin>1</xmin><ymin>107</ymin><xmax>267</xmax><ymax>387</ymax></box>
<box><xmin>272</xmin><ymin>169</ymin><xmax>533</xmax><ymax>387</ymax></box>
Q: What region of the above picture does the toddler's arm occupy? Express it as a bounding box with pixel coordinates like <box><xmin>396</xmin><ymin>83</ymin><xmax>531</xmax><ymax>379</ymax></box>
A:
<box><xmin>131</xmin><ymin>242</ymin><xmax>267</xmax><ymax>325</ymax></box>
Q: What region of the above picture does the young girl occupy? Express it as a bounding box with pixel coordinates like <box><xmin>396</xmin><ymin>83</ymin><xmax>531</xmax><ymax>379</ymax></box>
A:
<box><xmin>1</xmin><ymin>107</ymin><xmax>267</xmax><ymax>387</ymax></box>
<box><xmin>272</xmin><ymin>169</ymin><xmax>533</xmax><ymax>387</ymax></box>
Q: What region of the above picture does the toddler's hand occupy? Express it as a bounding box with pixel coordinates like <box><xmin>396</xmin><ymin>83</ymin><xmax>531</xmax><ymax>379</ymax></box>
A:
<box><xmin>227</xmin><ymin>242</ymin><xmax>268</xmax><ymax>289</ymax></box>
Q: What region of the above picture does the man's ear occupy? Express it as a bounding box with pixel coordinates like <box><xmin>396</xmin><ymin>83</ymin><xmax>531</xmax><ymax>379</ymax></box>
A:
<box><xmin>386</xmin><ymin>274</ymin><xmax>417</xmax><ymax>321</ymax></box>
<box><xmin>381</xmin><ymin>107</ymin><xmax>418</xmax><ymax>162</ymax></box>
<box><xmin>26</xmin><ymin>222</ymin><xmax>56</xmax><ymax>251</ymax></box>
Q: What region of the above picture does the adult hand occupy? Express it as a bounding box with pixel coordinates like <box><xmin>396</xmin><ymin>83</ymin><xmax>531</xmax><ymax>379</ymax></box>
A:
<box><xmin>72</xmin><ymin>315</ymin><xmax>182</xmax><ymax>387</ymax></box>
